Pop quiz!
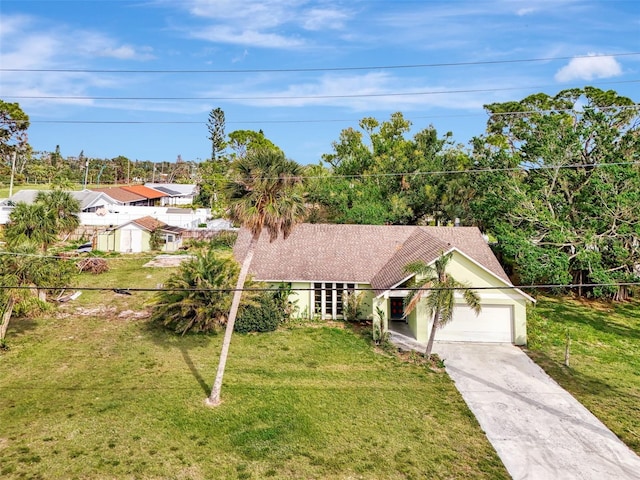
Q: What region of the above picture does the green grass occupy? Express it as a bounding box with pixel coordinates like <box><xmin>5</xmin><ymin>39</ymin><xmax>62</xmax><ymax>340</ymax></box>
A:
<box><xmin>0</xmin><ymin>261</ymin><xmax>507</xmax><ymax>479</ymax></box>
<box><xmin>526</xmin><ymin>296</ymin><xmax>640</xmax><ymax>454</ymax></box>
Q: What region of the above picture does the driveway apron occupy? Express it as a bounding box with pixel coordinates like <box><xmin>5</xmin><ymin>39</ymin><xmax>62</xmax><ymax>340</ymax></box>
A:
<box><xmin>433</xmin><ymin>342</ymin><xmax>640</xmax><ymax>480</ymax></box>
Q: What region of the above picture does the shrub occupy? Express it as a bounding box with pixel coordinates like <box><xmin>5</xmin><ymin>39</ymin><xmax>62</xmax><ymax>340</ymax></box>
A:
<box><xmin>150</xmin><ymin>250</ymin><xmax>238</xmax><ymax>335</ymax></box>
<box><xmin>235</xmin><ymin>293</ymin><xmax>283</xmax><ymax>334</ymax></box>
<box><xmin>342</xmin><ymin>291</ymin><xmax>364</xmax><ymax>322</ymax></box>
<box><xmin>209</xmin><ymin>231</ymin><xmax>238</xmax><ymax>249</ymax></box>
<box><xmin>372</xmin><ymin>306</ymin><xmax>389</xmax><ymax>346</ymax></box>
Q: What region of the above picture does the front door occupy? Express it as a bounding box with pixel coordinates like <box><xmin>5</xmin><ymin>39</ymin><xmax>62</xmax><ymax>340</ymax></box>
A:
<box><xmin>390</xmin><ymin>298</ymin><xmax>405</xmax><ymax>320</ymax></box>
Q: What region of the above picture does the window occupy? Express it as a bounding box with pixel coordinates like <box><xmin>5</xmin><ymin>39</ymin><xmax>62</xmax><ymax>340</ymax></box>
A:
<box><xmin>312</xmin><ymin>283</ymin><xmax>358</xmax><ymax>319</ymax></box>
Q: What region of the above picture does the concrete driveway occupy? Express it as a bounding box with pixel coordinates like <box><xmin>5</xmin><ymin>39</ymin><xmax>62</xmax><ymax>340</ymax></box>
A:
<box><xmin>433</xmin><ymin>342</ymin><xmax>640</xmax><ymax>480</ymax></box>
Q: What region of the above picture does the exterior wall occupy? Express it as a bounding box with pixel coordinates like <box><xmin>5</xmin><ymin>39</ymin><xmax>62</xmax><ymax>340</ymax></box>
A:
<box><xmin>410</xmin><ymin>303</ymin><xmax>425</xmax><ymax>342</ymax></box>
<box><xmin>79</xmin><ymin>207</ymin><xmax>211</xmax><ymax>228</ymax></box>
<box><xmin>359</xmin><ymin>287</ymin><xmax>375</xmax><ymax>320</ymax></box>
<box><xmin>118</xmin><ymin>225</ymin><xmax>147</xmax><ymax>253</ymax></box>
<box><xmin>96</xmin><ymin>228</ymin><xmax>182</xmax><ymax>253</ymax></box>
<box><xmin>290</xmin><ymin>282</ymin><xmax>312</xmax><ymax>319</ymax></box>
<box><xmin>97</xmin><ymin>230</ymin><xmax>116</xmax><ymax>251</ymax></box>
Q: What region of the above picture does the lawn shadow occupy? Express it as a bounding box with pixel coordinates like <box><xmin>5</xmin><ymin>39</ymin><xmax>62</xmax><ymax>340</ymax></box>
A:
<box><xmin>524</xmin><ymin>349</ymin><xmax>621</xmax><ymax>397</ymax></box>
<box><xmin>540</xmin><ymin>300</ymin><xmax>640</xmax><ymax>340</ymax></box>
<box><xmin>6</xmin><ymin>316</ymin><xmax>39</xmax><ymax>337</ymax></box>
<box><xmin>140</xmin><ymin>320</ymin><xmax>215</xmax><ymax>396</ymax></box>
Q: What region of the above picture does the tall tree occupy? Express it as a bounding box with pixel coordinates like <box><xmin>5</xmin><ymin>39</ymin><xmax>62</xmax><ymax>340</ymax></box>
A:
<box><xmin>471</xmin><ymin>87</ymin><xmax>640</xmax><ymax>299</ymax></box>
<box><xmin>0</xmin><ymin>100</ymin><xmax>30</xmax><ymax>160</ymax></box>
<box><xmin>207</xmin><ymin>149</ymin><xmax>306</xmax><ymax>406</ymax></box>
<box><xmin>312</xmin><ymin>113</ymin><xmax>472</xmax><ymax>225</ymax></box>
<box><xmin>207</xmin><ymin>108</ymin><xmax>226</xmax><ymax>161</ymax></box>
<box><xmin>227</xmin><ymin>129</ymin><xmax>282</xmax><ymax>159</ymax></box>
<box><xmin>404</xmin><ymin>252</ymin><xmax>481</xmax><ymax>358</ymax></box>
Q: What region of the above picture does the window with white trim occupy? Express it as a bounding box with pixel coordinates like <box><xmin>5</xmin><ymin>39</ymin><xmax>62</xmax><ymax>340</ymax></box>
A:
<box><xmin>312</xmin><ymin>283</ymin><xmax>356</xmax><ymax>319</ymax></box>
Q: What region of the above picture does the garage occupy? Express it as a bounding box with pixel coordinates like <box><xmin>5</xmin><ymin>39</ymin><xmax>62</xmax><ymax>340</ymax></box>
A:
<box><xmin>437</xmin><ymin>304</ymin><xmax>513</xmax><ymax>343</ymax></box>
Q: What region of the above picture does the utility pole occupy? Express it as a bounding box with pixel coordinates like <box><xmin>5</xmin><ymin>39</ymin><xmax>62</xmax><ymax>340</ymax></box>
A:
<box><xmin>83</xmin><ymin>157</ymin><xmax>89</xmax><ymax>189</ymax></box>
<box><xmin>8</xmin><ymin>151</ymin><xmax>17</xmax><ymax>198</ymax></box>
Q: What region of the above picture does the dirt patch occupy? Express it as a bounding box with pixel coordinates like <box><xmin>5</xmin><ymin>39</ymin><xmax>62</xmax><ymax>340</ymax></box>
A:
<box><xmin>74</xmin><ymin>306</ymin><xmax>117</xmax><ymax>316</ymax></box>
<box><xmin>143</xmin><ymin>255</ymin><xmax>193</xmax><ymax>268</ymax></box>
<box><xmin>118</xmin><ymin>310</ymin><xmax>151</xmax><ymax>320</ymax></box>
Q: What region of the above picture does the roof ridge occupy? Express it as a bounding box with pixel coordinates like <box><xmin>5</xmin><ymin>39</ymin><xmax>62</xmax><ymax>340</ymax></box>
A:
<box><xmin>370</xmin><ymin>227</ymin><xmax>449</xmax><ymax>292</ymax></box>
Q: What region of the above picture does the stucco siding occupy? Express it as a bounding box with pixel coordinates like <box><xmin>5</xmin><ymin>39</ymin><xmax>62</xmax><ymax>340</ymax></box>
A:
<box><xmin>290</xmin><ymin>282</ymin><xmax>312</xmax><ymax>319</ymax></box>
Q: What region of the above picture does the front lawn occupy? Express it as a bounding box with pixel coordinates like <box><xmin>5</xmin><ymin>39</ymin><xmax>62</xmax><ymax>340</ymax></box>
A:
<box><xmin>0</xmin><ymin>271</ymin><xmax>507</xmax><ymax>479</ymax></box>
<box><xmin>526</xmin><ymin>296</ymin><xmax>640</xmax><ymax>454</ymax></box>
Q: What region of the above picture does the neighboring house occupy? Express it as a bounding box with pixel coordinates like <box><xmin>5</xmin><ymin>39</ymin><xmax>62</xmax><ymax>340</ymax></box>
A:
<box><xmin>234</xmin><ymin>224</ymin><xmax>534</xmax><ymax>345</ymax></box>
<box><xmin>91</xmin><ymin>187</ymin><xmax>149</xmax><ymax>206</ymax></box>
<box><xmin>144</xmin><ymin>183</ymin><xmax>198</xmax><ymax>206</ymax></box>
<box><xmin>0</xmin><ymin>189</ymin><xmax>120</xmax><ymax>212</ymax></box>
<box><xmin>97</xmin><ymin>216</ymin><xmax>186</xmax><ymax>253</ymax></box>
<box><xmin>120</xmin><ymin>185</ymin><xmax>167</xmax><ymax>206</ymax></box>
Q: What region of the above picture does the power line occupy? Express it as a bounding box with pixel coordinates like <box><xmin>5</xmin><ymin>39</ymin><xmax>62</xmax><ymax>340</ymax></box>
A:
<box><xmin>3</xmin><ymin>52</ymin><xmax>639</xmax><ymax>74</ymax></box>
<box><xmin>0</xmin><ymin>282</ymin><xmax>638</xmax><ymax>293</ymax></box>
<box><xmin>5</xmin><ymin>79</ymin><xmax>640</xmax><ymax>101</ymax></box>
<box><xmin>19</xmin><ymin>104</ymin><xmax>640</xmax><ymax>126</ymax></box>
<box><xmin>1</xmin><ymin>159</ymin><xmax>639</xmax><ymax>186</ymax></box>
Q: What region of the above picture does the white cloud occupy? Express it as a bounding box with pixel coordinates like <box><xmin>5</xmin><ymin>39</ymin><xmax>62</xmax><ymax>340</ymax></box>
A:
<box><xmin>199</xmin><ymin>72</ymin><xmax>493</xmax><ymax>112</ymax></box>
<box><xmin>301</xmin><ymin>8</ymin><xmax>349</xmax><ymax>31</ymax></box>
<box><xmin>516</xmin><ymin>7</ymin><xmax>535</xmax><ymax>16</ymax></box>
<box><xmin>179</xmin><ymin>0</ymin><xmax>352</xmax><ymax>48</ymax></box>
<box><xmin>555</xmin><ymin>54</ymin><xmax>623</xmax><ymax>82</ymax></box>
<box><xmin>190</xmin><ymin>25</ymin><xmax>305</xmax><ymax>48</ymax></box>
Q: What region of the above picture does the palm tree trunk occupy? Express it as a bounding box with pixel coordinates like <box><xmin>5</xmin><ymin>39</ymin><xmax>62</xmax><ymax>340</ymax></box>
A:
<box><xmin>206</xmin><ymin>232</ymin><xmax>260</xmax><ymax>406</ymax></box>
<box><xmin>424</xmin><ymin>310</ymin><xmax>440</xmax><ymax>358</ymax></box>
<box><xmin>1</xmin><ymin>297</ymin><xmax>16</xmax><ymax>341</ymax></box>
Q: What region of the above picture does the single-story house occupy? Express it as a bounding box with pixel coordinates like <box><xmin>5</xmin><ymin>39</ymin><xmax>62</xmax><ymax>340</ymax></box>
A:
<box><xmin>97</xmin><ymin>216</ymin><xmax>186</xmax><ymax>253</ymax></box>
<box><xmin>120</xmin><ymin>185</ymin><xmax>167</xmax><ymax>206</ymax></box>
<box><xmin>144</xmin><ymin>183</ymin><xmax>198</xmax><ymax>206</ymax></box>
<box><xmin>1</xmin><ymin>189</ymin><xmax>120</xmax><ymax>213</ymax></box>
<box><xmin>91</xmin><ymin>187</ymin><xmax>150</xmax><ymax>206</ymax></box>
<box><xmin>234</xmin><ymin>224</ymin><xmax>534</xmax><ymax>345</ymax></box>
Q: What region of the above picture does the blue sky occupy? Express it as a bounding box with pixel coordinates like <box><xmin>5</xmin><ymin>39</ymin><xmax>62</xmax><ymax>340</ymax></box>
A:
<box><xmin>1</xmin><ymin>0</ymin><xmax>639</xmax><ymax>165</ymax></box>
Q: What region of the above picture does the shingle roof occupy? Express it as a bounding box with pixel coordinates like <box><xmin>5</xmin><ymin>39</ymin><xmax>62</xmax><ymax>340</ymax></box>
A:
<box><xmin>92</xmin><ymin>187</ymin><xmax>146</xmax><ymax>203</ymax></box>
<box><xmin>120</xmin><ymin>185</ymin><xmax>166</xmax><ymax>199</ymax></box>
<box><xmin>2</xmin><ymin>189</ymin><xmax>118</xmax><ymax>210</ymax></box>
<box><xmin>128</xmin><ymin>216</ymin><xmax>185</xmax><ymax>233</ymax></box>
<box><xmin>370</xmin><ymin>228</ymin><xmax>450</xmax><ymax>293</ymax></box>
<box><xmin>233</xmin><ymin>223</ymin><xmax>511</xmax><ymax>290</ymax></box>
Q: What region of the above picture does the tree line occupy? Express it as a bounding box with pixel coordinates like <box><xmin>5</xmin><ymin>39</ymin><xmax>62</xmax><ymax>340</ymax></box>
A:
<box><xmin>2</xmin><ymin>87</ymin><xmax>640</xmax><ymax>300</ymax></box>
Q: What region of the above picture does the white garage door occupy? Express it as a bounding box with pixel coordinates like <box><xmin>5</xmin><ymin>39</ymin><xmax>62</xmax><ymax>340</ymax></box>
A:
<box><xmin>437</xmin><ymin>304</ymin><xmax>513</xmax><ymax>343</ymax></box>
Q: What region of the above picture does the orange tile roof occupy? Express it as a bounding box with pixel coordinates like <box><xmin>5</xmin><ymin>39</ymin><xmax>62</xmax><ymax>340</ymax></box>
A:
<box><xmin>121</xmin><ymin>185</ymin><xmax>166</xmax><ymax>199</ymax></box>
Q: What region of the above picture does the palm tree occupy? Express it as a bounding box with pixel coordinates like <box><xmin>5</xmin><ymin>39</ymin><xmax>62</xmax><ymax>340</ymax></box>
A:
<box><xmin>404</xmin><ymin>252</ymin><xmax>481</xmax><ymax>358</ymax></box>
<box><xmin>4</xmin><ymin>202</ymin><xmax>57</xmax><ymax>251</ymax></box>
<box><xmin>4</xmin><ymin>191</ymin><xmax>80</xmax><ymax>251</ymax></box>
<box><xmin>151</xmin><ymin>249</ymin><xmax>240</xmax><ymax>335</ymax></box>
<box><xmin>0</xmin><ymin>243</ymin><xmax>77</xmax><ymax>341</ymax></box>
<box><xmin>206</xmin><ymin>149</ymin><xmax>306</xmax><ymax>406</ymax></box>
<box><xmin>35</xmin><ymin>190</ymin><xmax>81</xmax><ymax>238</ymax></box>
